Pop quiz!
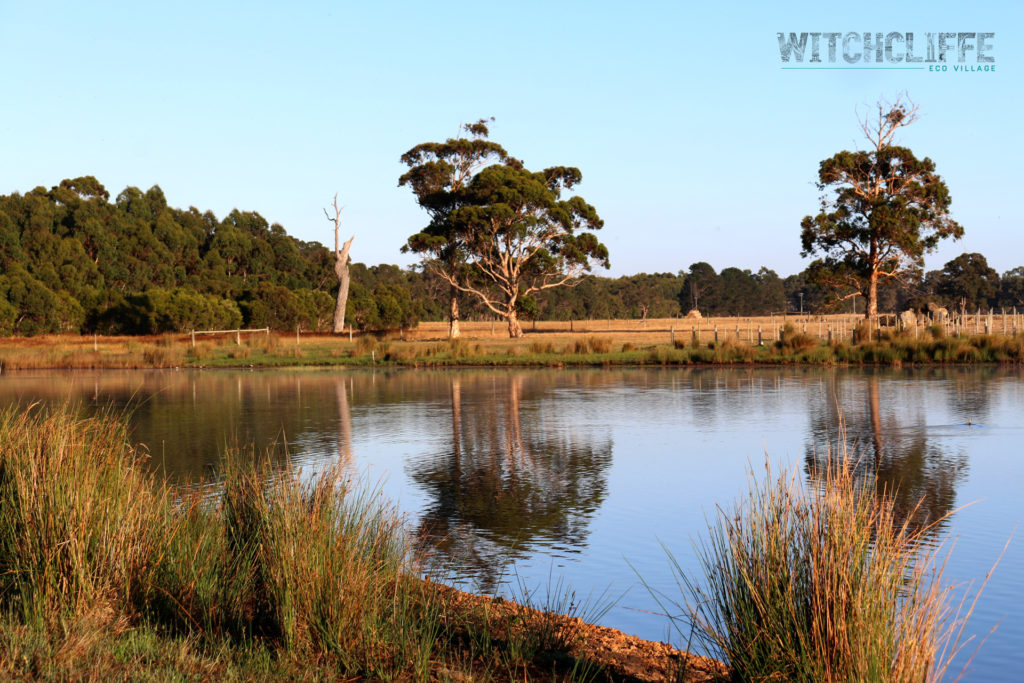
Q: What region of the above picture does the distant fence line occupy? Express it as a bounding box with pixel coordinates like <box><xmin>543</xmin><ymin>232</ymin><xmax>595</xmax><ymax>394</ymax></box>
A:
<box><xmin>670</xmin><ymin>308</ymin><xmax>1022</xmax><ymax>346</ymax></box>
<box><xmin>436</xmin><ymin>307</ymin><xmax>1023</xmax><ymax>344</ymax></box>
<box><xmin>190</xmin><ymin>327</ymin><xmax>269</xmax><ymax>346</ymax></box>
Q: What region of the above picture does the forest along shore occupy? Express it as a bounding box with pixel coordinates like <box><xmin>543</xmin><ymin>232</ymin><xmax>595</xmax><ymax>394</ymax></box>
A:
<box><xmin>1</xmin><ymin>315</ymin><xmax>1023</xmax><ymax>369</ymax></box>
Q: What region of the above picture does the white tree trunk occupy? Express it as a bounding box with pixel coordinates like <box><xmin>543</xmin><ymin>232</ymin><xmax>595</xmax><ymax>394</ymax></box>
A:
<box><xmin>333</xmin><ymin>236</ymin><xmax>354</xmax><ymax>334</ymax></box>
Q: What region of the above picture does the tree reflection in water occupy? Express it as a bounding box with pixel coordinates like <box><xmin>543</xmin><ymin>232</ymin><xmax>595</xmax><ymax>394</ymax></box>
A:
<box><xmin>407</xmin><ymin>372</ymin><xmax>613</xmax><ymax>593</ymax></box>
<box><xmin>804</xmin><ymin>369</ymin><xmax>970</xmax><ymax>542</ymax></box>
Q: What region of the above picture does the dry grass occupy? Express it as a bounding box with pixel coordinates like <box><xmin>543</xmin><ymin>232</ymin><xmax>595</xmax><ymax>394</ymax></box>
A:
<box><xmin>0</xmin><ymin>315</ymin><xmax>1022</xmax><ymax>369</ymax></box>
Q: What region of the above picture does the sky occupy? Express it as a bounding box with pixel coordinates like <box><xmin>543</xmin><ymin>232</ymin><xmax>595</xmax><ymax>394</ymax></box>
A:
<box><xmin>1</xmin><ymin>1</ymin><xmax>1020</xmax><ymax>278</ymax></box>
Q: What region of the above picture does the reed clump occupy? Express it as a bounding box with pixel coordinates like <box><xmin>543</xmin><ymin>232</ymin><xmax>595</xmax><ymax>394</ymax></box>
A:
<box><xmin>0</xmin><ymin>406</ymin><xmax>609</xmax><ymax>680</ymax></box>
<box><xmin>659</xmin><ymin>452</ymin><xmax>976</xmax><ymax>682</ymax></box>
<box><xmin>776</xmin><ymin>323</ymin><xmax>819</xmax><ymax>354</ymax></box>
<box><xmin>0</xmin><ymin>406</ymin><xmax>167</xmax><ymax>628</ymax></box>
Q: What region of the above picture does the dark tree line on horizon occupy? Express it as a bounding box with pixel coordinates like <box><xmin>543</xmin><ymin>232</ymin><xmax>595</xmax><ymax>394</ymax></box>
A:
<box><xmin>0</xmin><ymin>176</ymin><xmax>1020</xmax><ymax>337</ymax></box>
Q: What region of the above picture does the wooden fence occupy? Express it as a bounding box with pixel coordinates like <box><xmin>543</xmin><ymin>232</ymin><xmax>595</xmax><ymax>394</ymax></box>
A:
<box><xmin>190</xmin><ymin>327</ymin><xmax>270</xmax><ymax>346</ymax></box>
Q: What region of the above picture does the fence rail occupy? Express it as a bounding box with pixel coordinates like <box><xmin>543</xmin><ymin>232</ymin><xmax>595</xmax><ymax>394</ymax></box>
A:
<box><xmin>408</xmin><ymin>309</ymin><xmax>1023</xmax><ymax>345</ymax></box>
<box><xmin>190</xmin><ymin>327</ymin><xmax>270</xmax><ymax>346</ymax></box>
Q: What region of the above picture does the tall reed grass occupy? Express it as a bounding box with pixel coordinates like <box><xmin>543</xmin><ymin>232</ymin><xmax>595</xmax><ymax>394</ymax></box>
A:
<box><xmin>0</xmin><ymin>405</ymin><xmax>613</xmax><ymax>681</ymax></box>
<box><xmin>0</xmin><ymin>406</ymin><xmax>167</xmax><ymax>628</ymax></box>
<box><xmin>652</xmin><ymin>449</ymin><xmax>983</xmax><ymax>682</ymax></box>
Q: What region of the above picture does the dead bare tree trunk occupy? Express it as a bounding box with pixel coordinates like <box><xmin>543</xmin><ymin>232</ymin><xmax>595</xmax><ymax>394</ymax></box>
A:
<box><xmin>449</xmin><ymin>285</ymin><xmax>461</xmax><ymax>339</ymax></box>
<box><xmin>325</xmin><ymin>194</ymin><xmax>354</xmax><ymax>334</ymax></box>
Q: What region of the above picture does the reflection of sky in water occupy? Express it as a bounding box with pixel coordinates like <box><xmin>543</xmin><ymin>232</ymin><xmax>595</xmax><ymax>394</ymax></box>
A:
<box><xmin>0</xmin><ymin>367</ymin><xmax>1020</xmax><ymax>679</ymax></box>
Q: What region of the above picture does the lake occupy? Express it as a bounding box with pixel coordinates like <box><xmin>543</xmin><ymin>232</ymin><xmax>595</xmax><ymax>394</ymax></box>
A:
<box><xmin>1</xmin><ymin>366</ymin><xmax>1020</xmax><ymax>679</ymax></box>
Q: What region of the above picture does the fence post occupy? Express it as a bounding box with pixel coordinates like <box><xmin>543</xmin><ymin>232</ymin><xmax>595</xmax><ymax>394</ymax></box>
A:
<box><xmin>758</xmin><ymin>326</ymin><xmax>763</xmax><ymax>346</ymax></box>
<box><xmin>296</xmin><ymin>325</ymin><xmax>300</xmax><ymax>344</ymax></box>
<box><xmin>191</xmin><ymin>329</ymin><xmax>195</xmax><ymax>348</ymax></box>
<box><xmin>94</xmin><ymin>333</ymin><xmax>98</xmax><ymax>351</ymax></box>
<box><xmin>670</xmin><ymin>325</ymin><xmax>675</xmax><ymax>345</ymax></box>
<box><xmin>236</xmin><ymin>329</ymin><xmax>240</xmax><ymax>345</ymax></box>
<box><xmin>349</xmin><ymin>327</ymin><xmax>353</xmax><ymax>342</ymax></box>
<box><xmin>827</xmin><ymin>326</ymin><xmax>832</xmax><ymax>343</ymax></box>
<box><xmin>714</xmin><ymin>325</ymin><xmax>718</xmax><ymax>344</ymax></box>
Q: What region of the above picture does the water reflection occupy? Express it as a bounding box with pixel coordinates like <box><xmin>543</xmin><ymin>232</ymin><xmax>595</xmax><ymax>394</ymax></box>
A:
<box><xmin>0</xmin><ymin>367</ymin><xmax>1021</xmax><ymax>678</ymax></box>
<box><xmin>804</xmin><ymin>368</ymin><xmax>970</xmax><ymax>539</ymax></box>
<box><xmin>407</xmin><ymin>373</ymin><xmax>613</xmax><ymax>592</ymax></box>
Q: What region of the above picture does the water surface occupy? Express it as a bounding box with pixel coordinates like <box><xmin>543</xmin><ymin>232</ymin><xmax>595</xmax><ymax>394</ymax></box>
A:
<box><xmin>1</xmin><ymin>366</ymin><xmax>1020</xmax><ymax>679</ymax></box>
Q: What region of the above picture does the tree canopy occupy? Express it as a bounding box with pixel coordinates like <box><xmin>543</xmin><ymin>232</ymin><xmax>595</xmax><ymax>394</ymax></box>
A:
<box><xmin>400</xmin><ymin>118</ymin><xmax>515</xmax><ymax>338</ymax></box>
<box><xmin>451</xmin><ymin>163</ymin><xmax>609</xmax><ymax>336</ymax></box>
<box><xmin>800</xmin><ymin>97</ymin><xmax>963</xmax><ymax>318</ymax></box>
<box><xmin>1</xmin><ymin>172</ymin><xmax>1020</xmax><ymax>340</ymax></box>
<box><xmin>402</xmin><ymin>122</ymin><xmax>608</xmax><ymax>337</ymax></box>
<box><xmin>0</xmin><ymin>176</ymin><xmax>415</xmax><ymax>335</ymax></box>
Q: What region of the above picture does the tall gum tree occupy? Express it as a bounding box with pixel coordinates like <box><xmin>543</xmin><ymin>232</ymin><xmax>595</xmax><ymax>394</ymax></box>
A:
<box><xmin>400</xmin><ymin>119</ymin><xmax>514</xmax><ymax>338</ymax></box>
<box><xmin>452</xmin><ymin>163</ymin><xmax>608</xmax><ymax>337</ymax></box>
<box><xmin>800</xmin><ymin>97</ymin><xmax>963</xmax><ymax>319</ymax></box>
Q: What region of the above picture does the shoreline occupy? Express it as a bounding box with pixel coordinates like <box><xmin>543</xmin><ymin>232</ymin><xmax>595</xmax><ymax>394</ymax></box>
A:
<box><xmin>428</xmin><ymin>581</ymin><xmax>730</xmax><ymax>682</ymax></box>
<box><xmin>0</xmin><ymin>328</ymin><xmax>1023</xmax><ymax>371</ymax></box>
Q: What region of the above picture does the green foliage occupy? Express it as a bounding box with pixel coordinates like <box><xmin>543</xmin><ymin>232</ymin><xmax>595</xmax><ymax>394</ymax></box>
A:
<box><xmin>800</xmin><ymin>100</ymin><xmax>963</xmax><ymax>317</ymax></box>
<box><xmin>403</xmin><ymin>122</ymin><xmax>609</xmax><ymax>337</ymax></box>
<box><xmin>95</xmin><ymin>288</ymin><xmax>242</xmax><ymax>334</ymax></box>
<box><xmin>400</xmin><ymin>118</ymin><xmax>515</xmax><ymax>332</ymax></box>
<box><xmin>934</xmin><ymin>252</ymin><xmax>1000</xmax><ymax>312</ymax></box>
<box><xmin>0</xmin><ymin>177</ymin><xmax>434</xmax><ymax>335</ymax></box>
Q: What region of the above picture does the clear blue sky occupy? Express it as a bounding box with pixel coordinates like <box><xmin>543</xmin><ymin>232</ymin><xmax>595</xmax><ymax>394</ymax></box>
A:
<box><xmin>1</xmin><ymin>1</ymin><xmax>1019</xmax><ymax>278</ymax></box>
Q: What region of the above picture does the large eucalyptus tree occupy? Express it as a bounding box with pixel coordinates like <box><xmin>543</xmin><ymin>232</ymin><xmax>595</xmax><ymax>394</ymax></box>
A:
<box><xmin>800</xmin><ymin>97</ymin><xmax>963</xmax><ymax>319</ymax></box>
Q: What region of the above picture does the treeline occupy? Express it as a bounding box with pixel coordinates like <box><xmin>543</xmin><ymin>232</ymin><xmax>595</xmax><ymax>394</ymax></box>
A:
<box><xmin>0</xmin><ymin>177</ymin><xmax>1021</xmax><ymax>336</ymax></box>
<box><xmin>0</xmin><ymin>177</ymin><xmax>435</xmax><ymax>335</ymax></box>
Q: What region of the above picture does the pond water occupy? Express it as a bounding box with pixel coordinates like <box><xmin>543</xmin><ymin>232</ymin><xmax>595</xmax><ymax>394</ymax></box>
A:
<box><xmin>1</xmin><ymin>366</ymin><xmax>1020</xmax><ymax>679</ymax></box>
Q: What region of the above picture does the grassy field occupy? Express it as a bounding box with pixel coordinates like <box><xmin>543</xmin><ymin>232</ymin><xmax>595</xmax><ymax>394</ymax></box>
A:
<box><xmin>0</xmin><ymin>314</ymin><xmax>1023</xmax><ymax>369</ymax></box>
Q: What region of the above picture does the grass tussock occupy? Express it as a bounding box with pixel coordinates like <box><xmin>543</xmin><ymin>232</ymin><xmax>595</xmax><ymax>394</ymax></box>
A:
<box><xmin>776</xmin><ymin>323</ymin><xmax>820</xmax><ymax>354</ymax></box>
<box><xmin>0</xmin><ymin>406</ymin><xmax>614</xmax><ymax>681</ymax></box>
<box><xmin>654</xmin><ymin>451</ymin><xmax>981</xmax><ymax>682</ymax></box>
<box><xmin>0</xmin><ymin>407</ymin><xmax>166</xmax><ymax>628</ymax></box>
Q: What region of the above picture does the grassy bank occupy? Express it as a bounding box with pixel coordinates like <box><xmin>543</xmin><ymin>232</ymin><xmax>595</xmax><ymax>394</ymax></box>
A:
<box><xmin>0</xmin><ymin>407</ymin><xmax>988</xmax><ymax>681</ymax></box>
<box><xmin>0</xmin><ymin>406</ymin><xmax>661</xmax><ymax>682</ymax></box>
<box><xmin>653</xmin><ymin>453</ymin><xmax>982</xmax><ymax>682</ymax></box>
<box><xmin>0</xmin><ymin>325</ymin><xmax>1023</xmax><ymax>369</ymax></box>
